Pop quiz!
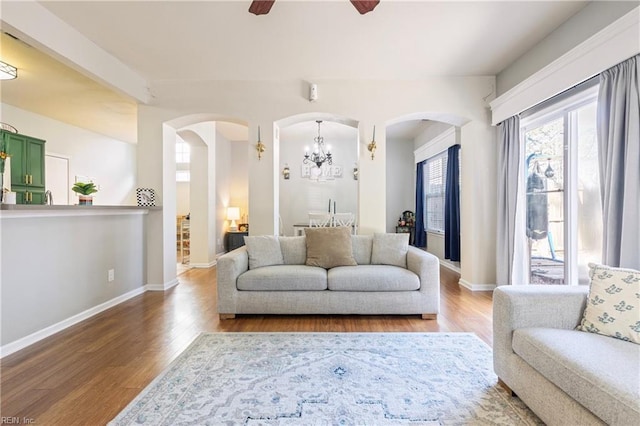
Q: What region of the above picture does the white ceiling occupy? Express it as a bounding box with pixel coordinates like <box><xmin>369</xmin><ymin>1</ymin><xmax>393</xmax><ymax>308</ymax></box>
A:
<box><xmin>0</xmin><ymin>0</ymin><xmax>589</xmax><ymax>143</ymax></box>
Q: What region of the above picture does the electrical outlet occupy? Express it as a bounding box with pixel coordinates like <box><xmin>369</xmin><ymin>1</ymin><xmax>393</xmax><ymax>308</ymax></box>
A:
<box><xmin>108</xmin><ymin>269</ymin><xmax>115</xmax><ymax>282</ymax></box>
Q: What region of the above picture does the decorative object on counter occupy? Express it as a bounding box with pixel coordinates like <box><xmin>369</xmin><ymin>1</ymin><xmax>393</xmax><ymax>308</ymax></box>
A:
<box><xmin>282</xmin><ymin>163</ymin><xmax>290</xmax><ymax>179</ymax></box>
<box><xmin>303</xmin><ymin>120</ymin><xmax>333</xmax><ymax>168</ymax></box>
<box><xmin>72</xmin><ymin>182</ymin><xmax>98</xmax><ymax>206</ymax></box>
<box><xmin>367</xmin><ymin>125</ymin><xmax>377</xmax><ymax>160</ymax></box>
<box><xmin>256</xmin><ymin>126</ymin><xmax>265</xmax><ymax>160</ymax></box>
<box><xmin>227</xmin><ymin>206</ymin><xmax>240</xmax><ymax>231</ymax></box>
<box><xmin>136</xmin><ymin>188</ymin><xmax>156</xmax><ymax>206</ymax></box>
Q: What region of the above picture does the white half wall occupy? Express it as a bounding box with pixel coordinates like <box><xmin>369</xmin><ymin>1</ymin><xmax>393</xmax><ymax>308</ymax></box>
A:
<box><xmin>0</xmin><ymin>210</ymin><xmax>147</xmax><ymax>351</ymax></box>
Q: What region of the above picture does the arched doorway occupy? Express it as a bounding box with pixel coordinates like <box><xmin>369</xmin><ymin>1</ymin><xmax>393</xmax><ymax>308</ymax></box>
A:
<box><xmin>275</xmin><ymin>113</ymin><xmax>359</xmax><ymax>236</ymax></box>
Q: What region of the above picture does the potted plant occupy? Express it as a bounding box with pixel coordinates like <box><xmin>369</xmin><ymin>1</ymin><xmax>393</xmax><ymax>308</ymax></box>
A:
<box><xmin>72</xmin><ymin>182</ymin><xmax>98</xmax><ymax>205</ymax></box>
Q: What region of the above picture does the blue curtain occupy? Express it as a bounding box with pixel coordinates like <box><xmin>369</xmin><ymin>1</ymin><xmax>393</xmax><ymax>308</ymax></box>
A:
<box><xmin>445</xmin><ymin>144</ymin><xmax>461</xmax><ymax>261</ymax></box>
<box><xmin>414</xmin><ymin>160</ymin><xmax>427</xmax><ymax>247</ymax></box>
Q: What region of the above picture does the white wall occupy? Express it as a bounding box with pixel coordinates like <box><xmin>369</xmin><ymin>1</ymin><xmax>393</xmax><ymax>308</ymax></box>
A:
<box><xmin>215</xmin><ymin>130</ymin><xmax>232</xmax><ymax>254</ymax></box>
<box><xmin>229</xmin><ymin>140</ymin><xmax>249</xmax><ymax>225</ymax></box>
<box><xmin>385</xmin><ymin>138</ymin><xmax>415</xmax><ymax>233</ymax></box>
<box><xmin>497</xmin><ymin>1</ymin><xmax>638</xmax><ymax>95</ymax></box>
<box><xmin>176</xmin><ymin>183</ymin><xmax>190</xmax><ymax>216</ymax></box>
<box><xmin>1</xmin><ymin>103</ymin><xmax>137</xmax><ymax>205</ymax></box>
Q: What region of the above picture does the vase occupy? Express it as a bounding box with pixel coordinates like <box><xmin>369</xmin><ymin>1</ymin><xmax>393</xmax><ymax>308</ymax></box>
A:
<box><xmin>78</xmin><ymin>195</ymin><xmax>93</xmax><ymax>206</ymax></box>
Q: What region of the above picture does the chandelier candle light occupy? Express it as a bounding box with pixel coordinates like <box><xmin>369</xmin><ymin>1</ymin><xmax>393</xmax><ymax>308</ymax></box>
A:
<box><xmin>304</xmin><ymin>120</ymin><xmax>332</xmax><ymax>168</ymax></box>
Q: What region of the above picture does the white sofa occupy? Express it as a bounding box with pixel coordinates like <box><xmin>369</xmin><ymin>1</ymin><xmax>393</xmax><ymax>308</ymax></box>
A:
<box><xmin>217</xmin><ymin>234</ymin><xmax>440</xmax><ymax>319</ymax></box>
<box><xmin>493</xmin><ymin>285</ymin><xmax>640</xmax><ymax>425</ymax></box>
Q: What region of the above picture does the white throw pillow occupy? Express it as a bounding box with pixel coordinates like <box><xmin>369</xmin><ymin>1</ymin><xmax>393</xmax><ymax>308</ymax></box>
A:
<box><xmin>279</xmin><ymin>236</ymin><xmax>306</xmax><ymax>265</ymax></box>
<box><xmin>371</xmin><ymin>233</ymin><xmax>409</xmax><ymax>268</ymax></box>
<box><xmin>243</xmin><ymin>235</ymin><xmax>284</xmax><ymax>269</ymax></box>
<box><xmin>578</xmin><ymin>263</ymin><xmax>640</xmax><ymax>344</ymax></box>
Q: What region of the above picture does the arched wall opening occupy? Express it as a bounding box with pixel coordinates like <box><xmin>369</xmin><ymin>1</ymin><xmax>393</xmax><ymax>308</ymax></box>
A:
<box><xmin>274</xmin><ymin>113</ymin><xmax>360</xmax><ymax>236</ymax></box>
<box><xmin>162</xmin><ymin>114</ymin><xmax>249</xmax><ymax>272</ymax></box>
<box><xmin>385</xmin><ymin>112</ymin><xmax>470</xmax><ymax>275</ymax></box>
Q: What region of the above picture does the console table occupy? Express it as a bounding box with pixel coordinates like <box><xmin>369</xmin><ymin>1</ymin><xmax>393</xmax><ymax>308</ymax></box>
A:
<box><xmin>225</xmin><ymin>231</ymin><xmax>248</xmax><ymax>252</ymax></box>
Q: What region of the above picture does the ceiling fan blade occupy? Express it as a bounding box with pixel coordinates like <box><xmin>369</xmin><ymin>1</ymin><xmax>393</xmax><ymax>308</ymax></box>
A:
<box><xmin>249</xmin><ymin>0</ymin><xmax>275</xmax><ymax>15</ymax></box>
<box><xmin>350</xmin><ymin>0</ymin><xmax>380</xmax><ymax>15</ymax></box>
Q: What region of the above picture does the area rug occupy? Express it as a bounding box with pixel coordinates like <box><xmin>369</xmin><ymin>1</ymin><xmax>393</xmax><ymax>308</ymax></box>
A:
<box><xmin>109</xmin><ymin>333</ymin><xmax>542</xmax><ymax>425</ymax></box>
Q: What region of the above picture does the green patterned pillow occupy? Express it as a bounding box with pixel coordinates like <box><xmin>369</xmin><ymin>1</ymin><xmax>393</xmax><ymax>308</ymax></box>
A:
<box><xmin>578</xmin><ymin>263</ymin><xmax>640</xmax><ymax>344</ymax></box>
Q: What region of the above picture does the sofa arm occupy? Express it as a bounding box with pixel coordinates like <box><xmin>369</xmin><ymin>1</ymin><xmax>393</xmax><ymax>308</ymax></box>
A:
<box><xmin>493</xmin><ymin>285</ymin><xmax>588</xmax><ymax>377</ymax></box>
<box><xmin>407</xmin><ymin>246</ymin><xmax>440</xmax><ymax>314</ymax></box>
<box><xmin>216</xmin><ymin>246</ymin><xmax>249</xmax><ymax>315</ymax></box>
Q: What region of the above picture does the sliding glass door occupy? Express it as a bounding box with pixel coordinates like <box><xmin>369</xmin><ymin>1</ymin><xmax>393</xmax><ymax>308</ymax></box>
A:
<box><xmin>522</xmin><ymin>88</ymin><xmax>601</xmax><ymax>285</ymax></box>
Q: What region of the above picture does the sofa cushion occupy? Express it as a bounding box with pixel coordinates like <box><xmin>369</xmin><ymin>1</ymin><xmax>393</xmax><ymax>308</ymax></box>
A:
<box><xmin>351</xmin><ymin>235</ymin><xmax>373</xmax><ymax>265</ymax></box>
<box><xmin>513</xmin><ymin>327</ymin><xmax>640</xmax><ymax>425</ymax></box>
<box><xmin>237</xmin><ymin>265</ymin><xmax>327</xmax><ymax>291</ymax></box>
<box><xmin>305</xmin><ymin>226</ymin><xmax>357</xmax><ymax>269</ymax></box>
<box><xmin>578</xmin><ymin>263</ymin><xmax>640</xmax><ymax>344</ymax></box>
<box><xmin>243</xmin><ymin>235</ymin><xmax>284</xmax><ymax>269</ymax></box>
<box><xmin>371</xmin><ymin>233</ymin><xmax>409</xmax><ymax>268</ymax></box>
<box><xmin>327</xmin><ymin>265</ymin><xmax>420</xmax><ymax>291</ymax></box>
<box><xmin>279</xmin><ymin>236</ymin><xmax>306</xmax><ymax>265</ymax></box>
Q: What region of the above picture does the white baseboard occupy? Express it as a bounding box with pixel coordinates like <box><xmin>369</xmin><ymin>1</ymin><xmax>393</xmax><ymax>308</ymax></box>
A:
<box><xmin>1</xmin><ymin>286</ymin><xmax>146</xmax><ymax>358</ymax></box>
<box><xmin>189</xmin><ymin>260</ymin><xmax>216</xmax><ymax>268</ymax></box>
<box><xmin>145</xmin><ymin>278</ymin><xmax>180</xmax><ymax>291</ymax></box>
<box><xmin>439</xmin><ymin>259</ymin><xmax>461</xmax><ymax>274</ymax></box>
<box><xmin>459</xmin><ymin>279</ymin><xmax>496</xmax><ymax>292</ymax></box>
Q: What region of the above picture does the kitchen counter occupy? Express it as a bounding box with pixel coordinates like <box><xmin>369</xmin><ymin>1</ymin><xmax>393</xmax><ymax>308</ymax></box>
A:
<box><xmin>0</xmin><ymin>204</ymin><xmax>161</xmax><ymax>218</ymax></box>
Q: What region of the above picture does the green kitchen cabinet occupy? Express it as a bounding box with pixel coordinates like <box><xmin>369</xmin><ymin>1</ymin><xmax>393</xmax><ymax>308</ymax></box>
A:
<box><xmin>1</xmin><ymin>130</ymin><xmax>46</xmax><ymax>204</ymax></box>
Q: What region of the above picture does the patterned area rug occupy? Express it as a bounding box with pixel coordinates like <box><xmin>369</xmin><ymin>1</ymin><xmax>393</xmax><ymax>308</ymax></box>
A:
<box><xmin>110</xmin><ymin>333</ymin><xmax>541</xmax><ymax>425</ymax></box>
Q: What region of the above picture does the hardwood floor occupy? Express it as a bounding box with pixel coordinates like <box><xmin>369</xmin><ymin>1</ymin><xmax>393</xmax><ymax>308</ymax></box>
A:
<box><xmin>0</xmin><ymin>265</ymin><xmax>493</xmax><ymax>425</ymax></box>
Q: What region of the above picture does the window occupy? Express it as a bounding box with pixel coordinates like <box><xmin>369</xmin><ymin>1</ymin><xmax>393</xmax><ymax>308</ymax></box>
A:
<box><xmin>522</xmin><ymin>84</ymin><xmax>601</xmax><ymax>285</ymax></box>
<box><xmin>424</xmin><ymin>151</ymin><xmax>448</xmax><ymax>233</ymax></box>
<box><xmin>176</xmin><ymin>140</ymin><xmax>190</xmax><ymax>182</ymax></box>
<box><xmin>176</xmin><ymin>141</ymin><xmax>190</xmax><ymax>163</ymax></box>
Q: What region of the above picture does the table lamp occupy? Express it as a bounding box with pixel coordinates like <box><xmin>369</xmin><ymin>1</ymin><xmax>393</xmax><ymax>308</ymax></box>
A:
<box><xmin>227</xmin><ymin>207</ymin><xmax>240</xmax><ymax>231</ymax></box>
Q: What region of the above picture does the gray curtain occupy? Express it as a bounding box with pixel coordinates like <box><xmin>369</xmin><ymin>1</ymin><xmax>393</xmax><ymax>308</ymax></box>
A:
<box><xmin>496</xmin><ymin>116</ymin><xmax>522</xmax><ymax>285</ymax></box>
<box><xmin>597</xmin><ymin>54</ymin><xmax>640</xmax><ymax>270</ymax></box>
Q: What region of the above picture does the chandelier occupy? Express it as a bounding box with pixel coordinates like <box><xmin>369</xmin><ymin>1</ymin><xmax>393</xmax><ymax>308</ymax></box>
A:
<box><xmin>304</xmin><ymin>120</ymin><xmax>333</xmax><ymax>168</ymax></box>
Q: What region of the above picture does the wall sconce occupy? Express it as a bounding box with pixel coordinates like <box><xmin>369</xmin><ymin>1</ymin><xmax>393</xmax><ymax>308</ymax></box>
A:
<box><xmin>367</xmin><ymin>126</ymin><xmax>377</xmax><ymax>160</ymax></box>
<box><xmin>309</xmin><ymin>83</ymin><xmax>318</xmax><ymax>102</ymax></box>
<box><xmin>256</xmin><ymin>126</ymin><xmax>266</xmax><ymax>160</ymax></box>
<box><xmin>0</xmin><ymin>61</ymin><xmax>17</xmax><ymax>80</ymax></box>
<box><xmin>353</xmin><ymin>167</ymin><xmax>359</xmax><ymax>180</ymax></box>
<box><xmin>282</xmin><ymin>164</ymin><xmax>290</xmax><ymax>180</ymax></box>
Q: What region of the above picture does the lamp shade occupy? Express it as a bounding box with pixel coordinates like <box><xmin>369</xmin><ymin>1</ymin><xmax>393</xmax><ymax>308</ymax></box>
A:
<box><xmin>227</xmin><ymin>207</ymin><xmax>240</xmax><ymax>231</ymax></box>
<box><xmin>227</xmin><ymin>207</ymin><xmax>240</xmax><ymax>221</ymax></box>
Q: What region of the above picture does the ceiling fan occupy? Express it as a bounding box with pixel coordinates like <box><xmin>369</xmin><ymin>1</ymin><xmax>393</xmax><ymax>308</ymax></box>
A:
<box><xmin>249</xmin><ymin>1</ymin><xmax>380</xmax><ymax>16</ymax></box>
